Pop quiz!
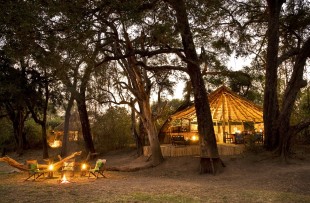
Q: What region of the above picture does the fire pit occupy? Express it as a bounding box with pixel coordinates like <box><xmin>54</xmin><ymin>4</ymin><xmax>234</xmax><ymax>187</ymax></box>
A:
<box><xmin>58</xmin><ymin>174</ymin><xmax>74</xmax><ymax>184</ymax></box>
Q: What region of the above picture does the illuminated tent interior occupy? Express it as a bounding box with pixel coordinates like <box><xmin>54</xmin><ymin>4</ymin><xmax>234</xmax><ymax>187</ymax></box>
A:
<box><xmin>48</xmin><ymin>111</ymin><xmax>81</xmax><ymax>148</ymax></box>
<box><xmin>159</xmin><ymin>86</ymin><xmax>264</xmax><ymax>144</ymax></box>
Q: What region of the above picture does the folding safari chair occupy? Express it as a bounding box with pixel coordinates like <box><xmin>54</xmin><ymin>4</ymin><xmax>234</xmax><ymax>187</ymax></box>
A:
<box><xmin>88</xmin><ymin>159</ymin><xmax>106</xmax><ymax>179</ymax></box>
<box><xmin>25</xmin><ymin>160</ymin><xmax>45</xmax><ymax>181</ymax></box>
<box><xmin>61</xmin><ymin>159</ymin><xmax>75</xmax><ymax>177</ymax></box>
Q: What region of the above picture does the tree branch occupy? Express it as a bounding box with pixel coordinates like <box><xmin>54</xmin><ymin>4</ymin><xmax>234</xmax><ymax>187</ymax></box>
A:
<box><xmin>136</xmin><ymin>61</ymin><xmax>187</xmax><ymax>72</ymax></box>
<box><xmin>291</xmin><ymin>118</ymin><xmax>310</xmax><ymax>135</ymax></box>
<box><xmin>278</xmin><ymin>48</ymin><xmax>300</xmax><ymax>65</ymax></box>
<box><xmin>95</xmin><ymin>48</ymin><xmax>184</xmax><ymax>67</ymax></box>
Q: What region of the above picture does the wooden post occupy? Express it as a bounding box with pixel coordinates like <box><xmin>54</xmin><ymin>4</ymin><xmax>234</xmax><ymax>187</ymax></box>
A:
<box><xmin>222</xmin><ymin>121</ymin><xmax>226</xmax><ymax>143</ymax></box>
<box><xmin>221</xmin><ymin>94</ymin><xmax>226</xmax><ymax>143</ymax></box>
<box><xmin>242</xmin><ymin>121</ymin><xmax>245</xmax><ymax>131</ymax></box>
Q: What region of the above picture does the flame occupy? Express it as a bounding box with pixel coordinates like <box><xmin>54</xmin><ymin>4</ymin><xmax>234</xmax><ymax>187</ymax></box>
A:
<box><xmin>61</xmin><ymin>174</ymin><xmax>70</xmax><ymax>184</ymax></box>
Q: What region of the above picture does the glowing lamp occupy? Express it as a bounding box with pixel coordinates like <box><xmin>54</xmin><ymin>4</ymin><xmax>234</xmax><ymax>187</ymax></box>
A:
<box><xmin>191</xmin><ymin>135</ymin><xmax>198</xmax><ymax>141</ymax></box>
<box><xmin>81</xmin><ymin>163</ymin><xmax>87</xmax><ymax>171</ymax></box>
<box><xmin>48</xmin><ymin>164</ymin><xmax>54</xmax><ymax>171</ymax></box>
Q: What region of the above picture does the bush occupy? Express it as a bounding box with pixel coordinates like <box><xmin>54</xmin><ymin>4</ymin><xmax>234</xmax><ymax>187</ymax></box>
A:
<box><xmin>92</xmin><ymin>107</ymin><xmax>134</xmax><ymax>153</ymax></box>
<box><xmin>24</xmin><ymin>119</ymin><xmax>42</xmax><ymax>148</ymax></box>
<box><xmin>0</xmin><ymin>118</ymin><xmax>14</xmax><ymax>150</ymax></box>
<box><xmin>47</xmin><ymin>116</ymin><xmax>63</xmax><ymax>130</ymax></box>
<box><xmin>296</xmin><ymin>126</ymin><xmax>310</xmax><ymax>144</ymax></box>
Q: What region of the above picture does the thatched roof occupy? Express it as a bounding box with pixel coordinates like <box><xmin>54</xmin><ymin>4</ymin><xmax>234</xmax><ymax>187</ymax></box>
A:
<box><xmin>170</xmin><ymin>86</ymin><xmax>263</xmax><ymax>123</ymax></box>
<box><xmin>54</xmin><ymin>111</ymin><xmax>81</xmax><ymax>131</ymax></box>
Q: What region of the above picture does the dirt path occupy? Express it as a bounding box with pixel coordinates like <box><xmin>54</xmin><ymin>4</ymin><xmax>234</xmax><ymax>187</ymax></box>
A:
<box><xmin>1</xmin><ymin>148</ymin><xmax>310</xmax><ymax>202</ymax></box>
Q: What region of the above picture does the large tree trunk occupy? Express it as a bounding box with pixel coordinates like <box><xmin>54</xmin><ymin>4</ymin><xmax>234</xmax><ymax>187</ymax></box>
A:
<box><xmin>139</xmin><ymin>118</ymin><xmax>146</xmax><ymax>151</ymax></box>
<box><xmin>121</xmin><ymin>30</ymin><xmax>164</xmax><ymax>166</ymax></box>
<box><xmin>140</xmin><ymin>100</ymin><xmax>164</xmax><ymax>166</ymax></box>
<box><xmin>15</xmin><ymin>110</ymin><xmax>25</xmax><ymax>156</ymax></box>
<box><xmin>76</xmin><ymin>94</ymin><xmax>95</xmax><ymax>154</ymax></box>
<box><xmin>264</xmin><ymin>0</ymin><xmax>310</xmax><ymax>160</ymax></box>
<box><xmin>41</xmin><ymin>78</ymin><xmax>49</xmax><ymax>159</ymax></box>
<box><xmin>12</xmin><ymin>123</ymin><xmax>19</xmax><ymax>148</ymax></box>
<box><xmin>41</xmin><ymin>123</ymin><xmax>49</xmax><ymax>159</ymax></box>
<box><xmin>277</xmin><ymin>38</ymin><xmax>310</xmax><ymax>159</ymax></box>
<box><xmin>61</xmin><ymin>95</ymin><xmax>74</xmax><ymax>157</ymax></box>
<box><xmin>167</xmin><ymin>0</ymin><xmax>221</xmax><ymax>173</ymax></box>
<box><xmin>263</xmin><ymin>0</ymin><xmax>285</xmax><ymax>150</ymax></box>
<box><xmin>8</xmin><ymin>108</ymin><xmax>27</xmax><ymax>156</ymax></box>
<box><xmin>130</xmin><ymin>104</ymin><xmax>143</xmax><ymax>156</ymax></box>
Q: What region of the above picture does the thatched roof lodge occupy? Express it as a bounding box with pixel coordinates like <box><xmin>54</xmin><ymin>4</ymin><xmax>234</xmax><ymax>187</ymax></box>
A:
<box><xmin>159</xmin><ymin>85</ymin><xmax>264</xmax><ymax>144</ymax></box>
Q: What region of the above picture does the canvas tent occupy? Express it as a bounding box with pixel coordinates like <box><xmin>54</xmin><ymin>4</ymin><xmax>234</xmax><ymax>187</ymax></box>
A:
<box><xmin>160</xmin><ymin>86</ymin><xmax>264</xmax><ymax>143</ymax></box>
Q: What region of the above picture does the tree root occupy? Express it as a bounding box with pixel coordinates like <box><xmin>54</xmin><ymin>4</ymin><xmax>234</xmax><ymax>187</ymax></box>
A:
<box><xmin>106</xmin><ymin>162</ymin><xmax>154</xmax><ymax>172</ymax></box>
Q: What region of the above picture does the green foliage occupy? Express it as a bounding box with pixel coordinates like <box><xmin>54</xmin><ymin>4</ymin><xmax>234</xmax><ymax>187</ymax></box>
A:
<box><xmin>92</xmin><ymin>107</ymin><xmax>133</xmax><ymax>153</ymax></box>
<box><xmin>293</xmin><ymin>88</ymin><xmax>310</xmax><ymax>144</ymax></box>
<box><xmin>299</xmin><ymin>88</ymin><xmax>310</xmax><ymax>119</ymax></box>
<box><xmin>24</xmin><ymin>119</ymin><xmax>42</xmax><ymax>148</ymax></box>
<box><xmin>152</xmin><ymin>99</ymin><xmax>184</xmax><ymax>131</ymax></box>
<box><xmin>47</xmin><ymin>116</ymin><xmax>63</xmax><ymax>130</ymax></box>
<box><xmin>0</xmin><ymin>118</ymin><xmax>14</xmax><ymax>148</ymax></box>
<box><xmin>211</xmin><ymin>37</ymin><xmax>232</xmax><ymax>55</ymax></box>
<box><xmin>203</xmin><ymin>67</ymin><xmax>264</xmax><ymax>105</ymax></box>
<box><xmin>227</xmin><ymin>69</ymin><xmax>263</xmax><ymax>104</ymax></box>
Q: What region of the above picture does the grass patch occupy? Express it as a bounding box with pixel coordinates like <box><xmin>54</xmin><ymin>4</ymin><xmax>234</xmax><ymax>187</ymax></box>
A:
<box><xmin>219</xmin><ymin>190</ymin><xmax>310</xmax><ymax>203</ymax></box>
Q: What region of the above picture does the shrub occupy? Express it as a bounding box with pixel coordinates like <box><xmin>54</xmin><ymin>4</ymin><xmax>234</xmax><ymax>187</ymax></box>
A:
<box><xmin>92</xmin><ymin>107</ymin><xmax>134</xmax><ymax>153</ymax></box>
<box><xmin>24</xmin><ymin>119</ymin><xmax>42</xmax><ymax>148</ymax></box>
<box><xmin>0</xmin><ymin>118</ymin><xmax>14</xmax><ymax>150</ymax></box>
<box><xmin>47</xmin><ymin>116</ymin><xmax>63</xmax><ymax>130</ymax></box>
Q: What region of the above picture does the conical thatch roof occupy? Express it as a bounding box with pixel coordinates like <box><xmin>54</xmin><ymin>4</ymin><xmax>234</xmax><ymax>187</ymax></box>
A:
<box><xmin>54</xmin><ymin>111</ymin><xmax>81</xmax><ymax>131</ymax></box>
<box><xmin>170</xmin><ymin>86</ymin><xmax>263</xmax><ymax>123</ymax></box>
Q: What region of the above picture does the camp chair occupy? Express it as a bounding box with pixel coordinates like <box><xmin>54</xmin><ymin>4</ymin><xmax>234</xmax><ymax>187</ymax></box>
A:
<box><xmin>61</xmin><ymin>159</ymin><xmax>75</xmax><ymax>177</ymax></box>
<box><xmin>25</xmin><ymin>160</ymin><xmax>45</xmax><ymax>181</ymax></box>
<box><xmin>224</xmin><ymin>132</ymin><xmax>234</xmax><ymax>143</ymax></box>
<box><xmin>235</xmin><ymin>133</ymin><xmax>244</xmax><ymax>144</ymax></box>
<box><xmin>88</xmin><ymin>159</ymin><xmax>106</xmax><ymax>179</ymax></box>
<box><xmin>251</xmin><ymin>132</ymin><xmax>263</xmax><ymax>144</ymax></box>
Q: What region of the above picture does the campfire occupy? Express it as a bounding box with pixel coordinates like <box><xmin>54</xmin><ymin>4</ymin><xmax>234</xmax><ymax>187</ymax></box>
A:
<box><xmin>60</xmin><ymin>174</ymin><xmax>70</xmax><ymax>184</ymax></box>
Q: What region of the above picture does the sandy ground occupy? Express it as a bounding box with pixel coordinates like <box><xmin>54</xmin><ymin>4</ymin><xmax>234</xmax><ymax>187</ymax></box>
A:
<box><xmin>0</xmin><ymin>146</ymin><xmax>310</xmax><ymax>203</ymax></box>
